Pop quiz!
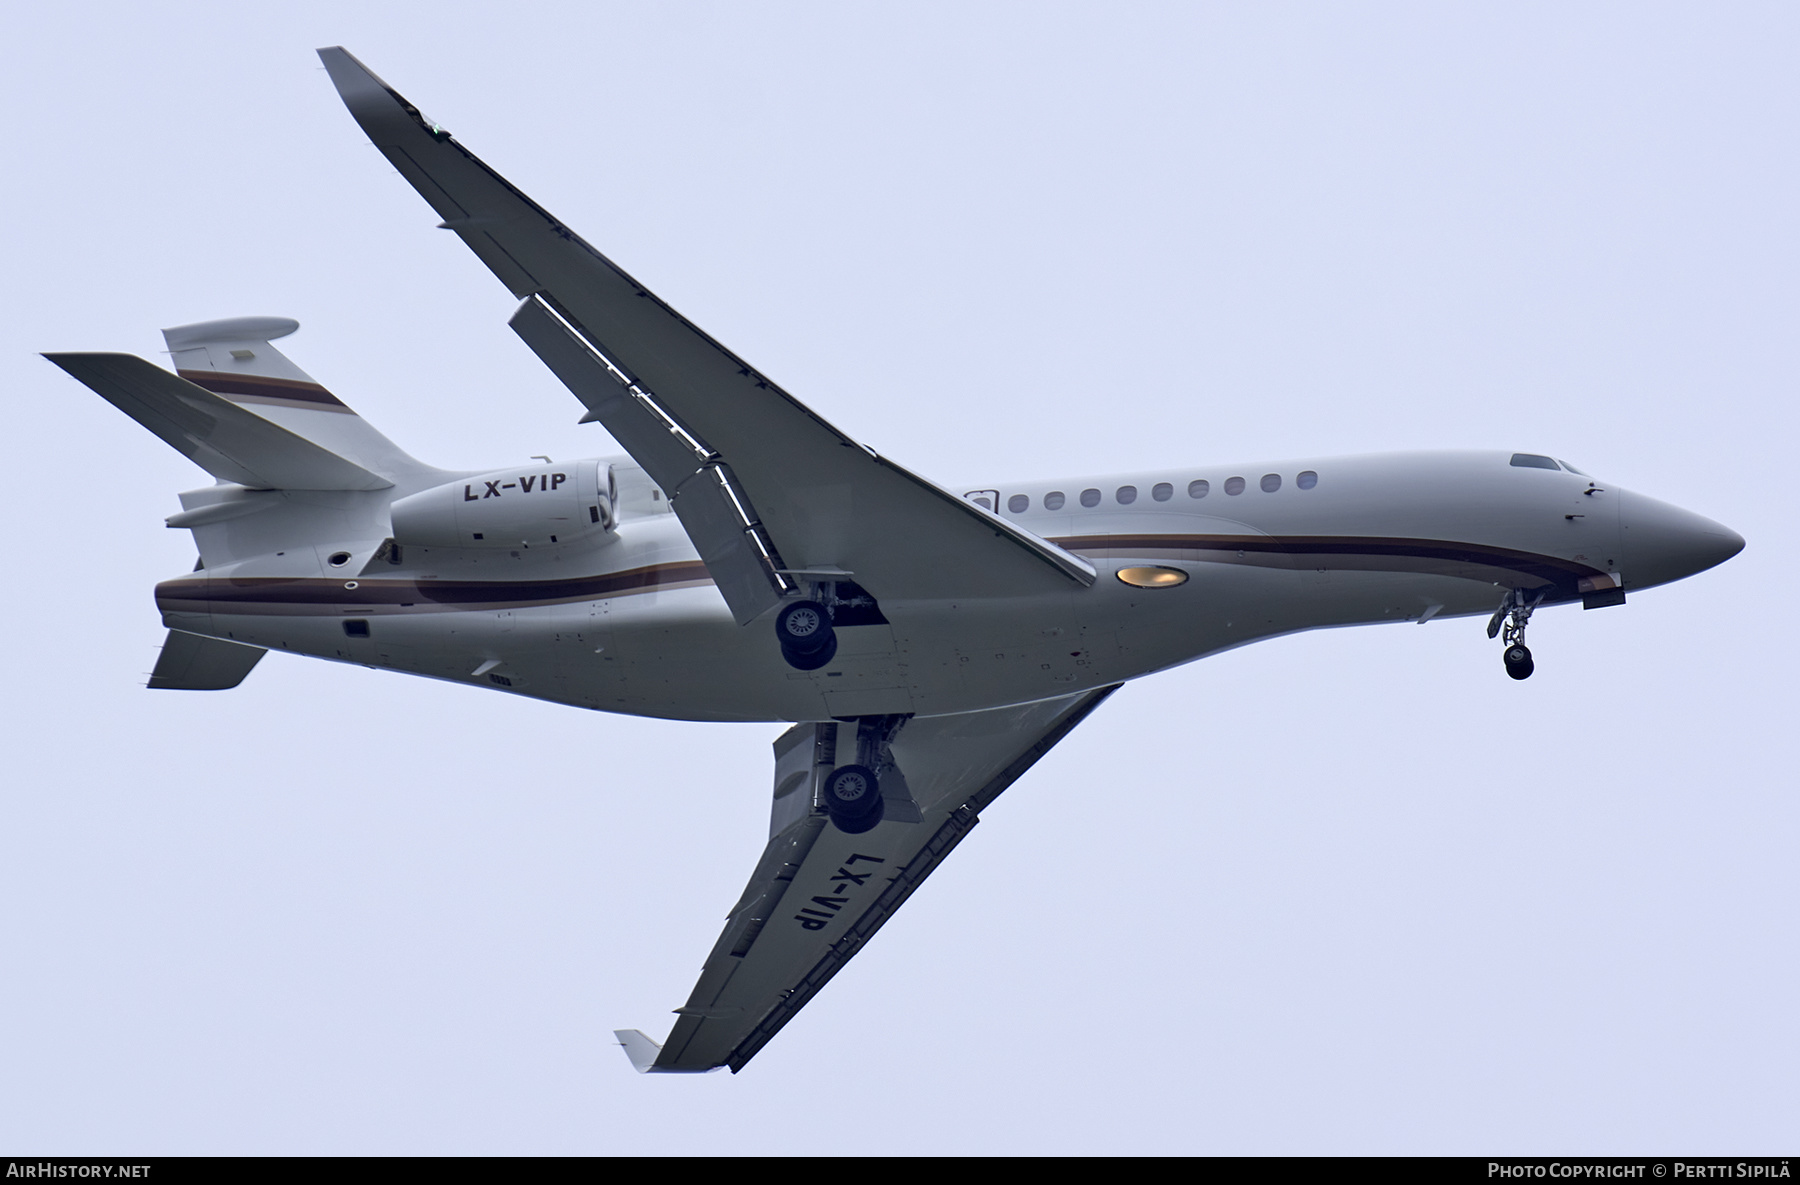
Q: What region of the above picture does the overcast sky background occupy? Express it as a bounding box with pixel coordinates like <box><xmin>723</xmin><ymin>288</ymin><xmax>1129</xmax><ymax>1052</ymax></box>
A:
<box><xmin>3</xmin><ymin>1</ymin><xmax>1794</xmax><ymax>1155</ymax></box>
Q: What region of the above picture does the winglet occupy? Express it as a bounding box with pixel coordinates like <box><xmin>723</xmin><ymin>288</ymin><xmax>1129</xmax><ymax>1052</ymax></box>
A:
<box><xmin>613</xmin><ymin>1029</ymin><xmax>664</xmax><ymax>1073</ymax></box>
<box><xmin>317</xmin><ymin>47</ymin><xmax>411</xmax><ymax>130</ymax></box>
<box><xmin>317</xmin><ymin>46</ymin><xmax>462</xmax><ymax>160</ymax></box>
<box><xmin>612</xmin><ymin>1028</ymin><xmax>717</xmax><ymax>1074</ymax></box>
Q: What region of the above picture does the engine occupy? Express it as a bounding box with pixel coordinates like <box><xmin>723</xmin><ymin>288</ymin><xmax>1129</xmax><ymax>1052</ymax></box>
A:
<box><xmin>389</xmin><ymin>461</ymin><xmax>614</xmax><ymax>550</ymax></box>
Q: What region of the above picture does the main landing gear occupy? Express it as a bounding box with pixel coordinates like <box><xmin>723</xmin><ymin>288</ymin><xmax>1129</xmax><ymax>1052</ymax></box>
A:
<box><xmin>823</xmin><ymin>763</ymin><xmax>884</xmax><ymax>834</ymax></box>
<box><xmin>1487</xmin><ymin>588</ymin><xmax>1544</xmax><ymax>681</ymax></box>
<box><xmin>819</xmin><ymin>716</ymin><xmax>907</xmax><ymax>834</ymax></box>
<box><xmin>774</xmin><ymin>581</ymin><xmax>887</xmax><ymax>672</ymax></box>
<box><xmin>775</xmin><ymin>599</ymin><xmax>837</xmax><ymax>670</ymax></box>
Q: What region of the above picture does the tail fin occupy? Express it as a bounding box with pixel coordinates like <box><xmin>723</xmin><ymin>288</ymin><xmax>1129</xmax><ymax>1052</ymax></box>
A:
<box><xmin>160</xmin><ymin>317</ymin><xmax>440</xmax><ymax>485</ymax></box>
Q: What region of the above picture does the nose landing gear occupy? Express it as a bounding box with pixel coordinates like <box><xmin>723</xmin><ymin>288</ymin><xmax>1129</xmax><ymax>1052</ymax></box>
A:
<box><xmin>1488</xmin><ymin>589</ymin><xmax>1544</xmax><ymax>681</ymax></box>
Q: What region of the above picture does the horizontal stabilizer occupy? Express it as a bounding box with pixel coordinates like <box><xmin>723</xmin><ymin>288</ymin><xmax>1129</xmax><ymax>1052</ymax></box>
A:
<box><xmin>148</xmin><ymin>630</ymin><xmax>266</xmax><ymax>690</ymax></box>
<box><xmin>44</xmin><ymin>353</ymin><xmax>392</xmax><ymax>491</ymax></box>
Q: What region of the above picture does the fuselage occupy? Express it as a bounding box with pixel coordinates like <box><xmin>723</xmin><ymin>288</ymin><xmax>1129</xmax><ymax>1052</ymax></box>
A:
<box><xmin>154</xmin><ymin>449</ymin><xmax>1743</xmax><ymax>723</ymax></box>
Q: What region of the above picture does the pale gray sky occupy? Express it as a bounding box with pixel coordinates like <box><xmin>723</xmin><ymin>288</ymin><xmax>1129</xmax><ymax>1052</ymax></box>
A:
<box><xmin>4</xmin><ymin>1</ymin><xmax>1794</xmax><ymax>1154</ymax></box>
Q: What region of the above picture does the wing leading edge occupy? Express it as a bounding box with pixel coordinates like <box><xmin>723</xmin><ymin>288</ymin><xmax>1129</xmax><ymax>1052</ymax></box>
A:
<box><xmin>317</xmin><ymin>47</ymin><xmax>1095</xmax><ymax>624</ymax></box>
<box><xmin>617</xmin><ymin>686</ymin><xmax>1119</xmax><ymax>1073</ymax></box>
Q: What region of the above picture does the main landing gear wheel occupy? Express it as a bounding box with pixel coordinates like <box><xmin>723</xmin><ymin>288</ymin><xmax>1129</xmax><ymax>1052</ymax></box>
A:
<box><xmin>775</xmin><ymin>599</ymin><xmax>837</xmax><ymax>671</ymax></box>
<box><xmin>823</xmin><ymin>763</ymin><xmax>884</xmax><ymax>834</ymax></box>
<box><xmin>1503</xmin><ymin>643</ymin><xmax>1535</xmax><ymax>680</ymax></box>
<box><xmin>782</xmin><ymin>630</ymin><xmax>838</xmax><ymax>671</ymax></box>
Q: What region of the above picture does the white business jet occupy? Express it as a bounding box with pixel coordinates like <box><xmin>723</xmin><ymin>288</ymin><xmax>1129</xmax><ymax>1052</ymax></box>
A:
<box><xmin>43</xmin><ymin>49</ymin><xmax>1743</xmax><ymax>1074</ymax></box>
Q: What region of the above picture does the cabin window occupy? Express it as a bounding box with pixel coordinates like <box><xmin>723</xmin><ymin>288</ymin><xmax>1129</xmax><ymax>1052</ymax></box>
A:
<box><xmin>1260</xmin><ymin>474</ymin><xmax>1281</xmax><ymax>493</ymax></box>
<box><xmin>1116</xmin><ymin>485</ymin><xmax>1138</xmax><ymax>505</ymax></box>
<box><xmin>1044</xmin><ymin>491</ymin><xmax>1066</xmax><ymax>510</ymax></box>
<box><xmin>1510</xmin><ymin>453</ymin><xmax>1560</xmax><ymax>470</ymax></box>
<box><xmin>1152</xmin><ymin>482</ymin><xmax>1173</xmax><ymax>502</ymax></box>
<box><xmin>1224</xmin><ymin>476</ymin><xmax>1246</xmax><ymax>495</ymax></box>
<box><xmin>1297</xmin><ymin>470</ymin><xmax>1318</xmax><ymax>489</ymax></box>
<box><xmin>1007</xmin><ymin>494</ymin><xmax>1030</xmax><ymax>513</ymax></box>
<box><xmin>1188</xmin><ymin>479</ymin><xmax>1210</xmax><ymax>499</ymax></box>
<box><xmin>1080</xmin><ymin>488</ymin><xmax>1101</xmax><ymax>508</ymax></box>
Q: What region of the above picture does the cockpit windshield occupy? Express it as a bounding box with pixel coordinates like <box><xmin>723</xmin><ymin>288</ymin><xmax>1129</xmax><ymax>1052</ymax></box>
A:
<box><xmin>1510</xmin><ymin>453</ymin><xmax>1591</xmax><ymax>476</ymax></box>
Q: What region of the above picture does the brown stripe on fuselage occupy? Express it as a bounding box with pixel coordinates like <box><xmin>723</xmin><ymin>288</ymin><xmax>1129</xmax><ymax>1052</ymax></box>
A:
<box><xmin>176</xmin><ymin>369</ymin><xmax>352</xmax><ymax>411</ymax></box>
<box><xmin>155</xmin><ymin>560</ymin><xmax>715</xmax><ymax>615</ymax></box>
<box><xmin>1051</xmin><ymin>533</ymin><xmax>1608</xmax><ymax>588</ymax></box>
<box><xmin>156</xmin><ymin>536</ymin><xmax>1603</xmax><ymax>617</ymax></box>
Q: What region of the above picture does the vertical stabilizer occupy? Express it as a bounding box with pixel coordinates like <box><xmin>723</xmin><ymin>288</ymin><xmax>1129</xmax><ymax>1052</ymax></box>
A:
<box><xmin>163</xmin><ymin>317</ymin><xmax>442</xmax><ymax>486</ymax></box>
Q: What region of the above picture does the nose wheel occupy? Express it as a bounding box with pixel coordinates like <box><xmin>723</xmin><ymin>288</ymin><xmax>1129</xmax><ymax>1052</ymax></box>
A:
<box><xmin>1487</xmin><ymin>589</ymin><xmax>1544</xmax><ymax>681</ymax></box>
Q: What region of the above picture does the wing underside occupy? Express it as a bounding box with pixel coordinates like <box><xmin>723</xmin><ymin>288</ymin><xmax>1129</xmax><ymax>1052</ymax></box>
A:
<box><xmin>617</xmin><ymin>686</ymin><xmax>1118</xmax><ymax>1073</ymax></box>
<box><xmin>318</xmin><ymin>46</ymin><xmax>1094</xmax><ymax>624</ymax></box>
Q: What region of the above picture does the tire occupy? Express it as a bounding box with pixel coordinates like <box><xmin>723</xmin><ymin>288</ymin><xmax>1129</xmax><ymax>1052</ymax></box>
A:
<box><xmin>781</xmin><ymin>629</ymin><xmax>838</xmax><ymax>671</ymax></box>
<box><xmin>832</xmin><ymin>795</ymin><xmax>885</xmax><ymax>834</ymax></box>
<box><xmin>775</xmin><ymin>600</ymin><xmax>833</xmax><ymax>655</ymax></box>
<box><xmin>1503</xmin><ymin>644</ymin><xmax>1535</xmax><ymax>681</ymax></box>
<box><xmin>823</xmin><ymin>764</ymin><xmax>884</xmax><ymax>833</ymax></box>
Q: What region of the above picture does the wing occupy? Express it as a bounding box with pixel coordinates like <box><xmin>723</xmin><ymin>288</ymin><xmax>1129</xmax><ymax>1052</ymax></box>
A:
<box><xmin>614</xmin><ymin>686</ymin><xmax>1119</xmax><ymax>1073</ymax></box>
<box><xmin>318</xmin><ymin>47</ymin><xmax>1095</xmax><ymax>624</ymax></box>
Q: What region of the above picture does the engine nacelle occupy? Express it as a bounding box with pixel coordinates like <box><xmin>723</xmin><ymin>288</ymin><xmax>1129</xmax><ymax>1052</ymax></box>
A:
<box><xmin>390</xmin><ymin>461</ymin><xmax>614</xmax><ymax>549</ymax></box>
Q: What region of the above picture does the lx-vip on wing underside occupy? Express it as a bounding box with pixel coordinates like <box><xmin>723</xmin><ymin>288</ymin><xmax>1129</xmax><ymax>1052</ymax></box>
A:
<box><xmin>627</xmin><ymin>691</ymin><xmax>1115</xmax><ymax>1073</ymax></box>
<box><xmin>319</xmin><ymin>47</ymin><xmax>1106</xmax><ymax>1071</ymax></box>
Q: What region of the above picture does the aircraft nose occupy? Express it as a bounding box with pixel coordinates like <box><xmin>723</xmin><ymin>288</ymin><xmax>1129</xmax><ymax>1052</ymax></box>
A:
<box><xmin>1620</xmin><ymin>490</ymin><xmax>1745</xmax><ymax>592</ymax></box>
